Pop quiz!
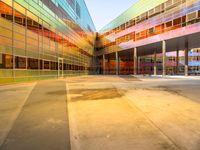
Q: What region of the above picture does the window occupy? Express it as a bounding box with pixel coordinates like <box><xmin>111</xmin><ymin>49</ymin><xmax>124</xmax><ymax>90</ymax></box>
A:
<box><xmin>28</xmin><ymin>58</ymin><xmax>39</xmax><ymax>69</ymax></box>
<box><xmin>182</xmin><ymin>16</ymin><xmax>186</xmax><ymax>26</ymax></box>
<box><xmin>149</xmin><ymin>27</ymin><xmax>155</xmax><ymax>36</ymax></box>
<box><xmin>0</xmin><ymin>54</ymin><xmax>2</xmax><ymax>69</ymax></box>
<box><xmin>40</xmin><ymin>60</ymin><xmax>43</xmax><ymax>69</ymax></box>
<box><xmin>135</xmin><ymin>32</ymin><xmax>140</xmax><ymax>40</ymax></box>
<box><xmin>130</xmin><ymin>19</ymin><xmax>135</xmax><ymax>27</ymax></box>
<box><xmin>76</xmin><ymin>2</ymin><xmax>81</xmax><ymax>18</ymax></box>
<box><xmin>67</xmin><ymin>0</ymin><xmax>75</xmax><ymax>10</ymax></box>
<box><xmin>173</xmin><ymin>0</ymin><xmax>182</xmax><ymax>5</ymax></box>
<box><xmin>140</xmin><ymin>30</ymin><xmax>147</xmax><ymax>39</ymax></box>
<box><xmin>155</xmin><ymin>5</ymin><xmax>161</xmax><ymax>14</ymax></box>
<box><xmin>15</xmin><ymin>16</ymin><xmax>23</xmax><ymax>25</ymax></box>
<box><xmin>149</xmin><ymin>9</ymin><xmax>155</xmax><ymax>18</ymax></box>
<box><xmin>198</xmin><ymin>10</ymin><xmax>200</xmax><ymax>18</ymax></box>
<box><xmin>165</xmin><ymin>0</ymin><xmax>173</xmax><ymax>9</ymax></box>
<box><xmin>1</xmin><ymin>54</ymin><xmax>13</xmax><ymax>69</ymax></box>
<box><xmin>173</xmin><ymin>17</ymin><xmax>182</xmax><ymax>28</ymax></box>
<box><xmin>51</xmin><ymin>62</ymin><xmax>57</xmax><ymax>70</ymax></box>
<box><xmin>187</xmin><ymin>12</ymin><xmax>197</xmax><ymax>21</ymax></box>
<box><xmin>120</xmin><ymin>24</ymin><xmax>126</xmax><ymax>30</ymax></box>
<box><xmin>14</xmin><ymin>10</ymin><xmax>25</xmax><ymax>26</ymax></box>
<box><xmin>165</xmin><ymin>21</ymin><xmax>172</xmax><ymax>31</ymax></box>
<box><xmin>141</xmin><ymin>12</ymin><xmax>147</xmax><ymax>21</ymax></box>
<box><xmin>187</xmin><ymin>11</ymin><xmax>198</xmax><ymax>25</ymax></box>
<box><xmin>44</xmin><ymin>60</ymin><xmax>50</xmax><ymax>69</ymax></box>
<box><xmin>126</xmin><ymin>21</ymin><xmax>130</xmax><ymax>28</ymax></box>
<box><xmin>135</xmin><ymin>16</ymin><xmax>140</xmax><ymax>24</ymax></box>
<box><xmin>155</xmin><ymin>24</ymin><xmax>164</xmax><ymax>34</ymax></box>
<box><xmin>15</xmin><ymin>56</ymin><xmax>26</xmax><ymax>69</ymax></box>
<box><xmin>26</xmin><ymin>11</ymin><xmax>40</xmax><ymax>36</ymax></box>
<box><xmin>132</xmin><ymin>32</ymin><xmax>135</xmax><ymax>41</ymax></box>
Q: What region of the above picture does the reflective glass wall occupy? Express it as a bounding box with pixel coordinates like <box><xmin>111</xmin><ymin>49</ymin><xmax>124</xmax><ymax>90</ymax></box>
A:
<box><xmin>0</xmin><ymin>0</ymin><xmax>96</xmax><ymax>84</ymax></box>
<box><xmin>96</xmin><ymin>0</ymin><xmax>200</xmax><ymax>76</ymax></box>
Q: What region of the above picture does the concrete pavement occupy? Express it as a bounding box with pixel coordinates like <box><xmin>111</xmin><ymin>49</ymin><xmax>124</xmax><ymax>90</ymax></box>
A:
<box><xmin>0</xmin><ymin>80</ymin><xmax>70</xmax><ymax>150</ymax></box>
<box><xmin>0</xmin><ymin>76</ymin><xmax>200</xmax><ymax>150</ymax></box>
<box><xmin>67</xmin><ymin>76</ymin><xmax>200</xmax><ymax>150</ymax></box>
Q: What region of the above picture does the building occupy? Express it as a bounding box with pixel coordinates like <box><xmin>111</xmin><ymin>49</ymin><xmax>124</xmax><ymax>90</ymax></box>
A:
<box><xmin>96</xmin><ymin>0</ymin><xmax>200</xmax><ymax>76</ymax></box>
<box><xmin>0</xmin><ymin>0</ymin><xmax>96</xmax><ymax>84</ymax></box>
<box><xmin>1</xmin><ymin>0</ymin><xmax>200</xmax><ymax>84</ymax></box>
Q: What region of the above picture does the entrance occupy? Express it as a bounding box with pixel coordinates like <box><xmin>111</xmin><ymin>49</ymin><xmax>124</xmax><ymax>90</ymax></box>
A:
<box><xmin>58</xmin><ymin>58</ymin><xmax>63</xmax><ymax>77</ymax></box>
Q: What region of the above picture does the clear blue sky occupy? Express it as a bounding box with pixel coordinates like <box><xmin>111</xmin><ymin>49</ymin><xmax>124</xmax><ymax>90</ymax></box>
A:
<box><xmin>85</xmin><ymin>0</ymin><xmax>138</xmax><ymax>31</ymax></box>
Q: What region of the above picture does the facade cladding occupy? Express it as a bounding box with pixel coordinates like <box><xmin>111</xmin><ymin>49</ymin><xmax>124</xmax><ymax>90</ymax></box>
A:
<box><xmin>0</xmin><ymin>0</ymin><xmax>96</xmax><ymax>84</ymax></box>
<box><xmin>0</xmin><ymin>0</ymin><xmax>200</xmax><ymax>84</ymax></box>
<box><xmin>96</xmin><ymin>0</ymin><xmax>200</xmax><ymax>76</ymax></box>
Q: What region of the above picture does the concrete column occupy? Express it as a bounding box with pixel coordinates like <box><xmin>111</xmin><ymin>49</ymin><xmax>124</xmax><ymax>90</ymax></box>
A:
<box><xmin>115</xmin><ymin>51</ymin><xmax>119</xmax><ymax>75</ymax></box>
<box><xmin>103</xmin><ymin>54</ymin><xmax>106</xmax><ymax>75</ymax></box>
<box><xmin>162</xmin><ymin>41</ymin><xmax>166</xmax><ymax>76</ymax></box>
<box><xmin>176</xmin><ymin>50</ymin><xmax>179</xmax><ymax>75</ymax></box>
<box><xmin>154</xmin><ymin>51</ymin><xmax>157</xmax><ymax>76</ymax></box>
<box><xmin>185</xmin><ymin>49</ymin><xmax>189</xmax><ymax>76</ymax></box>
<box><xmin>107</xmin><ymin>57</ymin><xmax>110</xmax><ymax>74</ymax></box>
<box><xmin>119</xmin><ymin>57</ymin><xmax>121</xmax><ymax>74</ymax></box>
<box><xmin>138</xmin><ymin>57</ymin><xmax>140</xmax><ymax>74</ymax></box>
<box><xmin>184</xmin><ymin>39</ymin><xmax>189</xmax><ymax>76</ymax></box>
<box><xmin>134</xmin><ymin>48</ymin><xmax>137</xmax><ymax>75</ymax></box>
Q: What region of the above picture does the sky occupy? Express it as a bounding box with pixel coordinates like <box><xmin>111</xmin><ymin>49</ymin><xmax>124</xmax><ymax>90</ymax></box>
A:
<box><xmin>85</xmin><ymin>0</ymin><xmax>138</xmax><ymax>31</ymax></box>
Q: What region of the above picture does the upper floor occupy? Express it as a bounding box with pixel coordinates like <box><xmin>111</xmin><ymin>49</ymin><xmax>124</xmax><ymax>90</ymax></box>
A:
<box><xmin>96</xmin><ymin>0</ymin><xmax>200</xmax><ymax>55</ymax></box>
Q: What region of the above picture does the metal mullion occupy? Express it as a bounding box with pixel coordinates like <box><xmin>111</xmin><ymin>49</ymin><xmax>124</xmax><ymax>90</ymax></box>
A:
<box><xmin>25</xmin><ymin>9</ymin><xmax>28</xmax><ymax>71</ymax></box>
<box><xmin>37</xmin><ymin>17</ymin><xmax>39</xmax><ymax>77</ymax></box>
<box><xmin>42</xmin><ymin>20</ymin><xmax>44</xmax><ymax>71</ymax></box>
<box><xmin>12</xmin><ymin>0</ymin><xmax>15</xmax><ymax>80</ymax></box>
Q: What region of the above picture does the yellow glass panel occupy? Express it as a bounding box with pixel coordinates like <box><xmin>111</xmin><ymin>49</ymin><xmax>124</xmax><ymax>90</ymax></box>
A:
<box><xmin>14</xmin><ymin>24</ymin><xmax>25</xmax><ymax>35</ymax></box>
<box><xmin>27</xmin><ymin>11</ymin><xmax>38</xmax><ymax>23</ymax></box>
<box><xmin>14</xmin><ymin>32</ymin><xmax>25</xmax><ymax>42</ymax></box>
<box><xmin>0</xmin><ymin>27</ymin><xmax>12</xmax><ymax>38</ymax></box>
<box><xmin>14</xmin><ymin>2</ymin><xmax>25</xmax><ymax>14</ymax></box>
<box><xmin>2</xmin><ymin>0</ymin><xmax>12</xmax><ymax>6</ymax></box>
<box><xmin>0</xmin><ymin>18</ymin><xmax>12</xmax><ymax>30</ymax></box>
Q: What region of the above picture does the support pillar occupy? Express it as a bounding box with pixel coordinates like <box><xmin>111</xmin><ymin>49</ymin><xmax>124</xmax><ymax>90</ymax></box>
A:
<box><xmin>185</xmin><ymin>49</ymin><xmax>189</xmax><ymax>76</ymax></box>
<box><xmin>108</xmin><ymin>56</ymin><xmax>110</xmax><ymax>74</ymax></box>
<box><xmin>176</xmin><ymin>50</ymin><xmax>179</xmax><ymax>75</ymax></box>
<box><xmin>184</xmin><ymin>39</ymin><xmax>189</xmax><ymax>76</ymax></box>
<box><xmin>154</xmin><ymin>51</ymin><xmax>157</xmax><ymax>76</ymax></box>
<box><xmin>103</xmin><ymin>54</ymin><xmax>106</xmax><ymax>75</ymax></box>
<box><xmin>134</xmin><ymin>48</ymin><xmax>137</xmax><ymax>75</ymax></box>
<box><xmin>115</xmin><ymin>51</ymin><xmax>119</xmax><ymax>75</ymax></box>
<box><xmin>138</xmin><ymin>57</ymin><xmax>140</xmax><ymax>74</ymax></box>
<box><xmin>162</xmin><ymin>41</ymin><xmax>166</xmax><ymax>76</ymax></box>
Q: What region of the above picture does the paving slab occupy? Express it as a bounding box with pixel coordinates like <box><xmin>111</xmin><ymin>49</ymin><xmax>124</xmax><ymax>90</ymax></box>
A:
<box><xmin>0</xmin><ymin>80</ymin><xmax>70</xmax><ymax>150</ymax></box>
<box><xmin>0</xmin><ymin>83</ymin><xmax>36</xmax><ymax>147</ymax></box>
<box><xmin>67</xmin><ymin>77</ymin><xmax>180</xmax><ymax>150</ymax></box>
<box><xmin>124</xmin><ymin>88</ymin><xmax>200</xmax><ymax>150</ymax></box>
<box><xmin>1</xmin><ymin>76</ymin><xmax>200</xmax><ymax>150</ymax></box>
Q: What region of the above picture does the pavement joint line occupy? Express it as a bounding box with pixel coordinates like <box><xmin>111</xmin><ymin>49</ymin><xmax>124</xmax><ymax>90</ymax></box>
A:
<box><xmin>66</xmin><ymin>82</ymin><xmax>80</xmax><ymax>150</ymax></box>
<box><xmin>0</xmin><ymin>82</ymin><xmax>37</xmax><ymax>148</ymax></box>
<box><xmin>66</xmin><ymin>83</ymin><xmax>72</xmax><ymax>150</ymax></box>
<box><xmin>116</xmin><ymin>87</ymin><xmax>187</xmax><ymax>150</ymax></box>
<box><xmin>63</xmin><ymin>81</ymin><xmax>71</xmax><ymax>150</ymax></box>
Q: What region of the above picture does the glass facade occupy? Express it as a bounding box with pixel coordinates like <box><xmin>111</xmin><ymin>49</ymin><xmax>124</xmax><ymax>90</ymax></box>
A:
<box><xmin>96</xmin><ymin>0</ymin><xmax>200</xmax><ymax>76</ymax></box>
<box><xmin>0</xmin><ymin>0</ymin><xmax>199</xmax><ymax>84</ymax></box>
<box><xmin>0</xmin><ymin>0</ymin><xmax>96</xmax><ymax>84</ymax></box>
